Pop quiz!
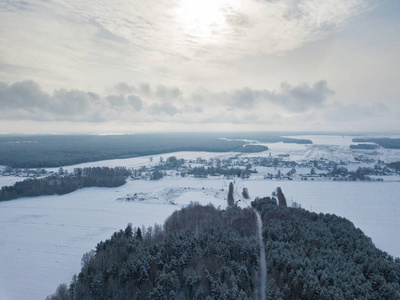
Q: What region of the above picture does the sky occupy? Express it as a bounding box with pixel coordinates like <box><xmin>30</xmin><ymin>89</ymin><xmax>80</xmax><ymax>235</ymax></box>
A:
<box><xmin>0</xmin><ymin>0</ymin><xmax>399</xmax><ymax>134</ymax></box>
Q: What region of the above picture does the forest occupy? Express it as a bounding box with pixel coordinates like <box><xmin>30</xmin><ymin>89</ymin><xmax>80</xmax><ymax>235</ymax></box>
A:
<box><xmin>252</xmin><ymin>197</ymin><xmax>400</xmax><ymax>299</ymax></box>
<box><xmin>352</xmin><ymin>138</ymin><xmax>400</xmax><ymax>149</ymax></box>
<box><xmin>0</xmin><ymin>133</ymin><xmax>309</xmax><ymax>168</ymax></box>
<box><xmin>48</xmin><ymin>198</ymin><xmax>400</xmax><ymax>299</ymax></box>
<box><xmin>48</xmin><ymin>203</ymin><xmax>258</xmax><ymax>299</ymax></box>
<box><xmin>0</xmin><ymin>167</ymin><xmax>131</xmax><ymax>201</ymax></box>
<box><xmin>239</xmin><ymin>145</ymin><xmax>269</xmax><ymax>153</ymax></box>
<box><xmin>349</xmin><ymin>144</ymin><xmax>379</xmax><ymax>150</ymax></box>
<box><xmin>388</xmin><ymin>161</ymin><xmax>400</xmax><ymax>171</ymax></box>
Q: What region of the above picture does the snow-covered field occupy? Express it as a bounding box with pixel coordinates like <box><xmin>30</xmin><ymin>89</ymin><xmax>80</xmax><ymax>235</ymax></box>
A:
<box><xmin>0</xmin><ymin>177</ymin><xmax>231</xmax><ymax>300</ymax></box>
<box><xmin>1</xmin><ymin>138</ymin><xmax>400</xmax><ymax>300</ymax></box>
<box><xmin>265</xmin><ymin>135</ymin><xmax>400</xmax><ymax>163</ymax></box>
<box><xmin>0</xmin><ymin>176</ymin><xmax>26</xmax><ymax>188</ymax></box>
<box><xmin>46</xmin><ymin>151</ymin><xmax>236</xmax><ymax>173</ymax></box>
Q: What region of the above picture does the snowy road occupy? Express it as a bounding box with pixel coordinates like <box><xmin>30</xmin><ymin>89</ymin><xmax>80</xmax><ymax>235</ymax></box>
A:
<box><xmin>255</xmin><ymin>211</ymin><xmax>267</xmax><ymax>300</ymax></box>
<box><xmin>234</xmin><ymin>181</ymin><xmax>267</xmax><ymax>300</ymax></box>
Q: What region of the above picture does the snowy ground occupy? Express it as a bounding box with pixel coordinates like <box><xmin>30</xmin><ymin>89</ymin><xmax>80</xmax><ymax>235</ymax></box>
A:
<box><xmin>46</xmin><ymin>151</ymin><xmax>238</xmax><ymax>173</ymax></box>
<box><xmin>0</xmin><ymin>177</ymin><xmax>230</xmax><ymax>300</ymax></box>
<box><xmin>1</xmin><ymin>139</ymin><xmax>400</xmax><ymax>299</ymax></box>
<box><xmin>1</xmin><ymin>176</ymin><xmax>399</xmax><ymax>300</ymax></box>
<box><xmin>253</xmin><ymin>135</ymin><xmax>400</xmax><ymax>163</ymax></box>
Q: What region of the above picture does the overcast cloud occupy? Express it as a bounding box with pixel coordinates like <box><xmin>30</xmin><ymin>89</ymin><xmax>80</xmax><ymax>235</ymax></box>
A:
<box><xmin>0</xmin><ymin>0</ymin><xmax>399</xmax><ymax>133</ymax></box>
<box><xmin>2</xmin><ymin>79</ymin><xmax>395</xmax><ymax>133</ymax></box>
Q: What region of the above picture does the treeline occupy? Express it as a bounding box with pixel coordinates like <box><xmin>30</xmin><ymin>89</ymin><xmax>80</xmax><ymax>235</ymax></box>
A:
<box><xmin>239</xmin><ymin>145</ymin><xmax>269</xmax><ymax>153</ymax></box>
<box><xmin>47</xmin><ymin>203</ymin><xmax>258</xmax><ymax>299</ymax></box>
<box><xmin>387</xmin><ymin>161</ymin><xmax>400</xmax><ymax>171</ymax></box>
<box><xmin>0</xmin><ymin>134</ymin><xmax>247</xmax><ymax>168</ymax></box>
<box><xmin>350</xmin><ymin>144</ymin><xmax>379</xmax><ymax>150</ymax></box>
<box><xmin>352</xmin><ymin>138</ymin><xmax>400</xmax><ymax>149</ymax></box>
<box><xmin>329</xmin><ymin>166</ymin><xmax>388</xmax><ymax>181</ymax></box>
<box><xmin>0</xmin><ymin>167</ymin><xmax>130</xmax><ymax>201</ymax></box>
<box><xmin>282</xmin><ymin>138</ymin><xmax>312</xmax><ymax>144</ymax></box>
<box><xmin>251</xmin><ymin>197</ymin><xmax>400</xmax><ymax>299</ymax></box>
<box><xmin>186</xmin><ymin>166</ymin><xmax>254</xmax><ymax>177</ymax></box>
<box><xmin>162</xmin><ymin>156</ymin><xmax>185</xmax><ymax>169</ymax></box>
<box><xmin>0</xmin><ymin>133</ymin><xmax>312</xmax><ymax>168</ymax></box>
<box><xmin>221</xmin><ymin>132</ymin><xmax>312</xmax><ymax>144</ymax></box>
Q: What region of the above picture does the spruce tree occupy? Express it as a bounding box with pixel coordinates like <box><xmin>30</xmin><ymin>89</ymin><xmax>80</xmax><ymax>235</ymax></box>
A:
<box><xmin>276</xmin><ymin>187</ymin><xmax>287</xmax><ymax>207</ymax></box>
<box><xmin>227</xmin><ymin>182</ymin><xmax>234</xmax><ymax>207</ymax></box>
<box><xmin>136</xmin><ymin>227</ymin><xmax>143</xmax><ymax>241</ymax></box>
<box><xmin>242</xmin><ymin>187</ymin><xmax>249</xmax><ymax>199</ymax></box>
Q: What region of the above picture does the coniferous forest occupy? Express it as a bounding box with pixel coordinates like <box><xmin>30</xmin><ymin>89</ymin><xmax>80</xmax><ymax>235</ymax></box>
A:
<box><xmin>0</xmin><ymin>167</ymin><xmax>130</xmax><ymax>201</ymax></box>
<box><xmin>47</xmin><ymin>199</ymin><xmax>400</xmax><ymax>300</ymax></box>
<box><xmin>252</xmin><ymin>197</ymin><xmax>400</xmax><ymax>299</ymax></box>
<box><xmin>48</xmin><ymin>203</ymin><xmax>258</xmax><ymax>299</ymax></box>
<box><xmin>0</xmin><ymin>133</ymin><xmax>311</xmax><ymax>168</ymax></box>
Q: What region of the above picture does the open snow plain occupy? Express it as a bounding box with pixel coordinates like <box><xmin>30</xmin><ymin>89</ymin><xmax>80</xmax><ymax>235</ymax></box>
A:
<box><xmin>1</xmin><ymin>136</ymin><xmax>400</xmax><ymax>299</ymax></box>
<box><xmin>0</xmin><ymin>176</ymin><xmax>231</xmax><ymax>300</ymax></box>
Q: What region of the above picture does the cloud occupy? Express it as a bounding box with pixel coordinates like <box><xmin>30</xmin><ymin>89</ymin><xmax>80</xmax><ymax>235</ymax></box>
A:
<box><xmin>0</xmin><ymin>0</ymin><xmax>370</xmax><ymax>93</ymax></box>
<box><xmin>0</xmin><ymin>81</ymin><xmax>103</xmax><ymax>121</ymax></box>
<box><xmin>183</xmin><ymin>105</ymin><xmax>203</xmax><ymax>114</ymax></box>
<box><xmin>51</xmin><ymin>89</ymin><xmax>100</xmax><ymax>118</ymax></box>
<box><xmin>1</xmin><ymin>0</ymin><xmax>398</xmax><ymax>133</ymax></box>
<box><xmin>127</xmin><ymin>95</ymin><xmax>143</xmax><ymax>111</ymax></box>
<box><xmin>1</xmin><ymin>78</ymin><xmax>399</xmax><ymax>133</ymax></box>
<box><xmin>228</xmin><ymin>88</ymin><xmax>261</xmax><ymax>110</ymax></box>
<box><xmin>111</xmin><ymin>82</ymin><xmax>183</xmax><ymax>102</ymax></box>
<box><xmin>0</xmin><ymin>80</ymin><xmax>334</xmax><ymax>124</ymax></box>
<box><xmin>193</xmin><ymin>80</ymin><xmax>335</xmax><ymax>113</ymax></box>
<box><xmin>155</xmin><ymin>85</ymin><xmax>183</xmax><ymax>102</ymax></box>
<box><xmin>0</xmin><ymin>80</ymin><xmax>49</xmax><ymax>110</ymax></box>
<box><xmin>107</xmin><ymin>95</ymin><xmax>125</xmax><ymax>107</ymax></box>
<box><xmin>326</xmin><ymin>102</ymin><xmax>390</xmax><ymax>122</ymax></box>
<box><xmin>267</xmin><ymin>80</ymin><xmax>335</xmax><ymax>112</ymax></box>
<box><xmin>90</xmin><ymin>20</ymin><xmax>128</xmax><ymax>44</ymax></box>
<box><xmin>149</xmin><ymin>103</ymin><xmax>180</xmax><ymax>116</ymax></box>
<box><xmin>112</xmin><ymin>82</ymin><xmax>136</xmax><ymax>95</ymax></box>
<box><xmin>3</xmin><ymin>79</ymin><xmax>398</xmax><ymax>132</ymax></box>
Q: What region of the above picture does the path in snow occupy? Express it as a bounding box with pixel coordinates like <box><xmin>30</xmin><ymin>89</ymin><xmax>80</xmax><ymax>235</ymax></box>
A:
<box><xmin>234</xmin><ymin>181</ymin><xmax>267</xmax><ymax>300</ymax></box>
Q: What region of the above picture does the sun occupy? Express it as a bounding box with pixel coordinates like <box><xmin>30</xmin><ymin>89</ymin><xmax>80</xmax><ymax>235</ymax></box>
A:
<box><xmin>174</xmin><ymin>0</ymin><xmax>233</xmax><ymax>39</ymax></box>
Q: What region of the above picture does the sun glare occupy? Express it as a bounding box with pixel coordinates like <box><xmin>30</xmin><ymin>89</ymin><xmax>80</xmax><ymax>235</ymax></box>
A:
<box><xmin>175</xmin><ymin>0</ymin><xmax>234</xmax><ymax>39</ymax></box>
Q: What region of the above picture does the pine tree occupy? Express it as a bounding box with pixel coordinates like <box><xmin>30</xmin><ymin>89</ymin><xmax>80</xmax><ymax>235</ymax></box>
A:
<box><xmin>136</xmin><ymin>227</ymin><xmax>143</xmax><ymax>241</ymax></box>
<box><xmin>276</xmin><ymin>187</ymin><xmax>287</xmax><ymax>207</ymax></box>
<box><xmin>227</xmin><ymin>182</ymin><xmax>234</xmax><ymax>207</ymax></box>
<box><xmin>125</xmin><ymin>223</ymin><xmax>133</xmax><ymax>237</ymax></box>
<box><xmin>242</xmin><ymin>187</ymin><xmax>249</xmax><ymax>199</ymax></box>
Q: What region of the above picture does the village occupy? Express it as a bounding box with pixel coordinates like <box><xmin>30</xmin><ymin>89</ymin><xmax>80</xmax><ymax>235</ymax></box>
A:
<box><xmin>1</xmin><ymin>148</ymin><xmax>400</xmax><ymax>185</ymax></box>
<box><xmin>124</xmin><ymin>151</ymin><xmax>399</xmax><ymax>182</ymax></box>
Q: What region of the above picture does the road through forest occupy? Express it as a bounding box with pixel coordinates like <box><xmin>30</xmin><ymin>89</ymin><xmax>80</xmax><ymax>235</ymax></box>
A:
<box><xmin>234</xmin><ymin>181</ymin><xmax>267</xmax><ymax>300</ymax></box>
